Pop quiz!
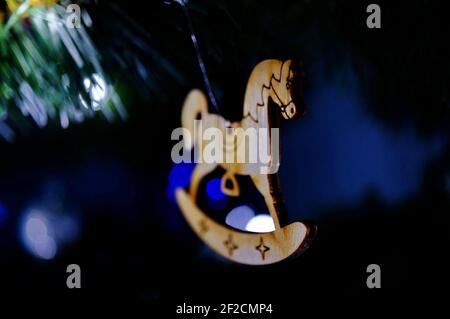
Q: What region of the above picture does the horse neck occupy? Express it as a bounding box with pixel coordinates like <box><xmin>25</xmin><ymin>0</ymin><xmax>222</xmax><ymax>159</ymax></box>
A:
<box><xmin>242</xmin><ymin>60</ymin><xmax>281</xmax><ymax>123</ymax></box>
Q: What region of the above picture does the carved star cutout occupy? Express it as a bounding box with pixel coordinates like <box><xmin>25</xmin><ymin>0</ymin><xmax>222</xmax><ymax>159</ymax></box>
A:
<box><xmin>224</xmin><ymin>234</ymin><xmax>238</xmax><ymax>257</ymax></box>
<box><xmin>256</xmin><ymin>237</ymin><xmax>270</xmax><ymax>260</ymax></box>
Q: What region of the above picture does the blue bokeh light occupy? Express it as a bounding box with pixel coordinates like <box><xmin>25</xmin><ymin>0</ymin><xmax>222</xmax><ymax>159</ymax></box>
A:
<box><xmin>206</xmin><ymin>178</ymin><xmax>226</xmax><ymax>201</ymax></box>
<box><xmin>167</xmin><ymin>162</ymin><xmax>196</xmax><ymax>202</ymax></box>
<box><xmin>0</xmin><ymin>202</ymin><xmax>7</xmax><ymax>226</ymax></box>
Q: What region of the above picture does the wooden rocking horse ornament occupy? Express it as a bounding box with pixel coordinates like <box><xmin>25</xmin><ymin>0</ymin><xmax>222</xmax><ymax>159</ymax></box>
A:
<box><xmin>176</xmin><ymin>59</ymin><xmax>316</xmax><ymax>265</ymax></box>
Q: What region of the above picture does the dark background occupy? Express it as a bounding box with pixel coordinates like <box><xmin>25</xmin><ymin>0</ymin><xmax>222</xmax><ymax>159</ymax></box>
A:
<box><xmin>1</xmin><ymin>0</ymin><xmax>449</xmax><ymax>313</ymax></box>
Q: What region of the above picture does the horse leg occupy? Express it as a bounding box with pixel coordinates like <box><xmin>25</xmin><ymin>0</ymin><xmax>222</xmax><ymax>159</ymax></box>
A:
<box><xmin>250</xmin><ymin>174</ymin><xmax>286</xmax><ymax>229</ymax></box>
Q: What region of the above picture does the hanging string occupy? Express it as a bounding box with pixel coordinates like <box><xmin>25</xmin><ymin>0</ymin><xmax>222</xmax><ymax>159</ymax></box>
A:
<box><xmin>174</xmin><ymin>0</ymin><xmax>220</xmax><ymax>113</ymax></box>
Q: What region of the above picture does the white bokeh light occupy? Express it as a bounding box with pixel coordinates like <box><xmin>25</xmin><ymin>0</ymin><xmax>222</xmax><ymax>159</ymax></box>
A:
<box><xmin>82</xmin><ymin>73</ymin><xmax>107</xmax><ymax>110</ymax></box>
<box><xmin>21</xmin><ymin>210</ymin><xmax>57</xmax><ymax>260</ymax></box>
<box><xmin>20</xmin><ymin>205</ymin><xmax>79</xmax><ymax>260</ymax></box>
<box><xmin>225</xmin><ymin>205</ymin><xmax>255</xmax><ymax>230</ymax></box>
<box><xmin>245</xmin><ymin>214</ymin><xmax>275</xmax><ymax>233</ymax></box>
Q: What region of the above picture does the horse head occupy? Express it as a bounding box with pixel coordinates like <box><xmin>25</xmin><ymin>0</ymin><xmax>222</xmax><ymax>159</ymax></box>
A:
<box><xmin>269</xmin><ymin>60</ymin><xmax>305</xmax><ymax>120</ymax></box>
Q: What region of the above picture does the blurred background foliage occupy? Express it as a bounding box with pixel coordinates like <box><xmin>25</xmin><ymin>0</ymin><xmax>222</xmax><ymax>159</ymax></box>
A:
<box><xmin>1</xmin><ymin>0</ymin><xmax>449</xmax><ymax>139</ymax></box>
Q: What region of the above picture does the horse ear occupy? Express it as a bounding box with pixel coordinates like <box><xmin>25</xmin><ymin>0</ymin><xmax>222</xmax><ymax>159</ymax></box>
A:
<box><xmin>284</xmin><ymin>60</ymin><xmax>294</xmax><ymax>75</ymax></box>
<box><xmin>288</xmin><ymin>60</ymin><xmax>307</xmax><ymax>118</ymax></box>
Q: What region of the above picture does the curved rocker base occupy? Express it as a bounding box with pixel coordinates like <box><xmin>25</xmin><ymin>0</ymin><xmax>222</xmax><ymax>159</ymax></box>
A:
<box><xmin>176</xmin><ymin>188</ymin><xmax>313</xmax><ymax>265</ymax></box>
